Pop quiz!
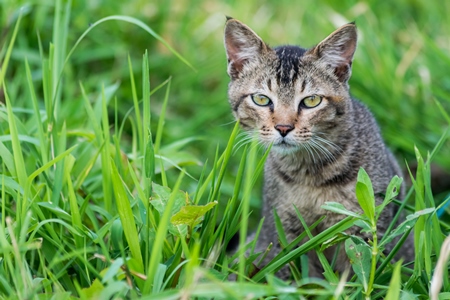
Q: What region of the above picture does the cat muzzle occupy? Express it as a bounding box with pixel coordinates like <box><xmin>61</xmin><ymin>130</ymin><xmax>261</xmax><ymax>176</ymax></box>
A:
<box><xmin>274</xmin><ymin>124</ymin><xmax>294</xmax><ymax>137</ymax></box>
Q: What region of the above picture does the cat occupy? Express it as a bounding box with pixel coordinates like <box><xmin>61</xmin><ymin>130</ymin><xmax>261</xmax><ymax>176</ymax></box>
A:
<box><xmin>223</xmin><ymin>18</ymin><xmax>412</xmax><ymax>278</ymax></box>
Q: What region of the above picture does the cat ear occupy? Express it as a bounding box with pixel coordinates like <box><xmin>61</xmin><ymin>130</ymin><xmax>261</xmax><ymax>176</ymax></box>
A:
<box><xmin>224</xmin><ymin>18</ymin><xmax>269</xmax><ymax>79</ymax></box>
<box><xmin>309</xmin><ymin>23</ymin><xmax>357</xmax><ymax>83</ymax></box>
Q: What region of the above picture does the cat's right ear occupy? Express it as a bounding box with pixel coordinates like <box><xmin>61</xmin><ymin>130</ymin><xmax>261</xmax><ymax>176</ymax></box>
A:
<box><xmin>224</xmin><ymin>18</ymin><xmax>268</xmax><ymax>79</ymax></box>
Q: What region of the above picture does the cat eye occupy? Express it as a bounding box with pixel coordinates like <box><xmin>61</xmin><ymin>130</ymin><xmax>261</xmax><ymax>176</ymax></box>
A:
<box><xmin>301</xmin><ymin>95</ymin><xmax>322</xmax><ymax>108</ymax></box>
<box><xmin>251</xmin><ymin>94</ymin><xmax>272</xmax><ymax>106</ymax></box>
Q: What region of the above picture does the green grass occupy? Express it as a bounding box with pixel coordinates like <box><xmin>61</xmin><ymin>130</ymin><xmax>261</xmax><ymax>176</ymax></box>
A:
<box><xmin>1</xmin><ymin>0</ymin><xmax>450</xmax><ymax>299</ymax></box>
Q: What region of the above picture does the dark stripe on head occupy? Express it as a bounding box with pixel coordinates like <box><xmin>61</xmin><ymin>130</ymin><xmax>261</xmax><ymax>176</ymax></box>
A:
<box><xmin>267</xmin><ymin>78</ymin><xmax>272</xmax><ymax>91</ymax></box>
<box><xmin>300</xmin><ymin>79</ymin><xmax>306</xmax><ymax>93</ymax></box>
<box><xmin>274</xmin><ymin>46</ymin><xmax>306</xmax><ymax>85</ymax></box>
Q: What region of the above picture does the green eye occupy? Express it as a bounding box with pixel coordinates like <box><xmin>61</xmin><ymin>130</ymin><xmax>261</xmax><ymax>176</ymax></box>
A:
<box><xmin>251</xmin><ymin>94</ymin><xmax>271</xmax><ymax>106</ymax></box>
<box><xmin>302</xmin><ymin>95</ymin><xmax>322</xmax><ymax>108</ymax></box>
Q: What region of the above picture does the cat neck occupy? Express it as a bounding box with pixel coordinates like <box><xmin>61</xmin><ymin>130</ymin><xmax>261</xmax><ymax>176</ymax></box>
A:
<box><xmin>267</xmin><ymin>136</ymin><xmax>356</xmax><ymax>186</ymax></box>
<box><xmin>270</xmin><ymin>146</ymin><xmax>336</xmax><ymax>172</ymax></box>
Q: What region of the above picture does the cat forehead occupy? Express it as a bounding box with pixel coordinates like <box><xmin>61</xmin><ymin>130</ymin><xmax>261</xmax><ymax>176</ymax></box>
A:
<box><xmin>274</xmin><ymin>45</ymin><xmax>307</xmax><ymax>83</ymax></box>
<box><xmin>234</xmin><ymin>44</ymin><xmax>338</xmax><ymax>96</ymax></box>
<box><xmin>253</xmin><ymin>46</ymin><xmax>340</xmax><ymax>100</ymax></box>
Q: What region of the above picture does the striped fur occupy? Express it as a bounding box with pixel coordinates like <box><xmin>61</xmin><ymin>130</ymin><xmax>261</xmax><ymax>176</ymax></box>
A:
<box><xmin>224</xmin><ymin>19</ymin><xmax>413</xmax><ymax>278</ymax></box>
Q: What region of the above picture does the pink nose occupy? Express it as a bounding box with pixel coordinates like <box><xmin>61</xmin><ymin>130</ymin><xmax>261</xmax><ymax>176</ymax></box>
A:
<box><xmin>275</xmin><ymin>124</ymin><xmax>294</xmax><ymax>137</ymax></box>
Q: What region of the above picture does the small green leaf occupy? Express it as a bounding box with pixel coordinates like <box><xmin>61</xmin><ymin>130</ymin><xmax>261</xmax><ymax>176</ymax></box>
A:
<box><xmin>102</xmin><ymin>258</ymin><xmax>125</xmax><ymax>283</ymax></box>
<box><xmin>110</xmin><ymin>219</ymin><xmax>124</xmax><ymax>251</ymax></box>
<box><xmin>377</xmin><ymin>175</ymin><xmax>403</xmax><ymax>216</ymax></box>
<box><xmin>168</xmin><ymin>224</ymin><xmax>188</xmax><ymax>238</ymax></box>
<box><xmin>354</xmin><ymin>220</ymin><xmax>372</xmax><ymax>233</ymax></box>
<box><xmin>400</xmin><ymin>290</ymin><xmax>420</xmax><ymax>300</ymax></box>
<box><xmin>150</xmin><ymin>183</ymin><xmax>186</xmax><ymax>216</ymax></box>
<box><xmin>379</xmin><ymin>208</ymin><xmax>434</xmax><ymax>248</ymax></box>
<box><xmin>345</xmin><ymin>237</ymin><xmax>371</xmax><ymax>292</ymax></box>
<box><xmin>355</xmin><ymin>168</ymin><xmax>375</xmax><ymax>224</ymax></box>
<box><xmin>171</xmin><ymin>201</ymin><xmax>217</xmax><ymax>228</ymax></box>
<box><xmin>99</xmin><ymin>281</ymin><xmax>130</xmax><ymax>299</ymax></box>
<box><xmin>319</xmin><ymin>232</ymin><xmax>349</xmax><ymax>251</ymax></box>
<box><xmin>81</xmin><ymin>278</ymin><xmax>104</xmax><ymax>299</ymax></box>
<box><xmin>321</xmin><ymin>202</ymin><xmax>362</xmax><ymax>219</ymax></box>
<box><xmin>406</xmin><ymin>208</ymin><xmax>435</xmax><ymax>220</ymax></box>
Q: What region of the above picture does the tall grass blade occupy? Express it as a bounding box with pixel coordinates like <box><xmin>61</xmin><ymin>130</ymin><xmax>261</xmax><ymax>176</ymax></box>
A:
<box><xmin>63</xmin><ymin>15</ymin><xmax>195</xmax><ymax>72</ymax></box>
<box><xmin>385</xmin><ymin>260</ymin><xmax>402</xmax><ymax>300</ymax></box>
<box><xmin>238</xmin><ymin>138</ymin><xmax>259</xmax><ymax>281</ymax></box>
<box><xmin>142</xmin><ymin>50</ymin><xmax>150</xmax><ymax>156</ymax></box>
<box><xmin>51</xmin><ymin>0</ymin><xmax>71</xmax><ymax>115</ymax></box>
<box><xmin>0</xmin><ymin>9</ymin><xmax>21</xmax><ymax>87</ymax></box>
<box><xmin>3</xmin><ymin>85</ymin><xmax>27</xmax><ymax>231</ymax></box>
<box><xmin>101</xmin><ymin>85</ymin><xmax>112</xmax><ymax>212</ymax></box>
<box><xmin>128</xmin><ymin>54</ymin><xmax>142</xmax><ymax>152</ymax></box>
<box><xmin>25</xmin><ymin>59</ymin><xmax>48</xmax><ymax>166</ymax></box>
<box><xmin>110</xmin><ymin>159</ymin><xmax>144</xmax><ymax>268</ymax></box>
<box><xmin>144</xmin><ymin>171</ymin><xmax>185</xmax><ymax>294</ymax></box>
<box><xmin>154</xmin><ymin>77</ymin><xmax>171</xmax><ymax>153</ymax></box>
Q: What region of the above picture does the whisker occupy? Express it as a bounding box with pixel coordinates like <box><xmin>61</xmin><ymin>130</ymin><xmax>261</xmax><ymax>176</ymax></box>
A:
<box><xmin>310</xmin><ymin>139</ymin><xmax>335</xmax><ymax>163</ymax></box>
<box><xmin>250</xmin><ymin>140</ymin><xmax>263</xmax><ymax>153</ymax></box>
<box><xmin>233</xmin><ymin>138</ymin><xmax>254</xmax><ymax>154</ymax></box>
<box><xmin>235</xmin><ymin>135</ymin><xmax>254</xmax><ymax>144</ymax></box>
<box><xmin>307</xmin><ymin>141</ymin><xmax>323</xmax><ymax>167</ymax></box>
<box><xmin>302</xmin><ymin>142</ymin><xmax>317</xmax><ymax>164</ymax></box>
<box><xmin>233</xmin><ymin>132</ymin><xmax>257</xmax><ymax>154</ymax></box>
<box><xmin>313</xmin><ymin>132</ymin><xmax>342</xmax><ymax>149</ymax></box>
<box><xmin>314</xmin><ymin>136</ymin><xmax>342</xmax><ymax>153</ymax></box>
<box><xmin>219</xmin><ymin>120</ymin><xmax>238</xmax><ymax>127</ymax></box>
<box><xmin>315</xmin><ymin>138</ymin><xmax>336</xmax><ymax>160</ymax></box>
<box><xmin>236</xmin><ymin>129</ymin><xmax>255</xmax><ymax>138</ymax></box>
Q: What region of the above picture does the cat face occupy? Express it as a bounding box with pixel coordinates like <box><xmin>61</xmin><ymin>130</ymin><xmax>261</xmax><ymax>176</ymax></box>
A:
<box><xmin>224</xmin><ymin>19</ymin><xmax>357</xmax><ymax>157</ymax></box>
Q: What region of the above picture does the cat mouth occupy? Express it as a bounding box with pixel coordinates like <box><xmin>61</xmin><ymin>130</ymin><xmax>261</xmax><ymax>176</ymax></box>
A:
<box><xmin>271</xmin><ymin>140</ymin><xmax>300</xmax><ymax>154</ymax></box>
<box><xmin>274</xmin><ymin>140</ymin><xmax>296</xmax><ymax>148</ymax></box>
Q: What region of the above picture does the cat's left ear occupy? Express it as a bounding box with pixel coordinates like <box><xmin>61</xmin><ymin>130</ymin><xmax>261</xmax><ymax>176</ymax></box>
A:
<box><xmin>308</xmin><ymin>23</ymin><xmax>357</xmax><ymax>83</ymax></box>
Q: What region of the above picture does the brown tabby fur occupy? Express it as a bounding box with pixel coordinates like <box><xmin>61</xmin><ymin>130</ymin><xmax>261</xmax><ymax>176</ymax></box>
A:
<box><xmin>223</xmin><ymin>18</ymin><xmax>413</xmax><ymax>278</ymax></box>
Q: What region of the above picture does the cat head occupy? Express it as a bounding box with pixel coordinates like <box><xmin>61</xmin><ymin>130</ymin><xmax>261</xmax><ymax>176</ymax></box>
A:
<box><xmin>224</xmin><ymin>18</ymin><xmax>357</xmax><ymax>156</ymax></box>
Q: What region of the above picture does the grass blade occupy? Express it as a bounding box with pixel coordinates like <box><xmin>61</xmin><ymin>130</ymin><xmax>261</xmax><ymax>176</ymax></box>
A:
<box><xmin>144</xmin><ymin>171</ymin><xmax>185</xmax><ymax>294</ymax></box>
<box><xmin>0</xmin><ymin>9</ymin><xmax>22</xmax><ymax>87</ymax></box>
<box><xmin>385</xmin><ymin>260</ymin><xmax>402</xmax><ymax>300</ymax></box>
<box><xmin>154</xmin><ymin>77</ymin><xmax>171</xmax><ymax>153</ymax></box>
<box><xmin>63</xmin><ymin>15</ymin><xmax>195</xmax><ymax>73</ymax></box>
<box><xmin>110</xmin><ymin>159</ymin><xmax>144</xmax><ymax>269</ymax></box>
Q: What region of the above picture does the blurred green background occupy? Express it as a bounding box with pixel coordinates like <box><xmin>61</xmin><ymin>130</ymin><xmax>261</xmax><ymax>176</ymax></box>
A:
<box><xmin>2</xmin><ymin>0</ymin><xmax>450</xmax><ymax>216</ymax></box>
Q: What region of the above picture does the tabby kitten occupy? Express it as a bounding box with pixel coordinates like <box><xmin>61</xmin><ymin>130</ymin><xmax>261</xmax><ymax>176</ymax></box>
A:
<box><xmin>224</xmin><ymin>18</ymin><xmax>411</xmax><ymax>277</ymax></box>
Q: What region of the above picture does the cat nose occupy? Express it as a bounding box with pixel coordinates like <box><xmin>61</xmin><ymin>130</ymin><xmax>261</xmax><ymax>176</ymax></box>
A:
<box><xmin>274</xmin><ymin>124</ymin><xmax>294</xmax><ymax>137</ymax></box>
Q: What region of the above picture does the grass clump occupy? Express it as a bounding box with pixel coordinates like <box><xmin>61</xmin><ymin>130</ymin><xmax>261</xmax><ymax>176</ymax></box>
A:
<box><xmin>1</xmin><ymin>1</ymin><xmax>450</xmax><ymax>299</ymax></box>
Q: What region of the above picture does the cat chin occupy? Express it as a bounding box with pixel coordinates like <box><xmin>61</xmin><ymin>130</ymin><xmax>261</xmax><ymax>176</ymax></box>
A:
<box><xmin>271</xmin><ymin>143</ymin><xmax>301</xmax><ymax>155</ymax></box>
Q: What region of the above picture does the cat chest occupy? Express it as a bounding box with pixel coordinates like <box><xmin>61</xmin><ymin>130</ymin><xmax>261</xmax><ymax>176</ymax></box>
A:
<box><xmin>268</xmin><ymin>179</ymin><xmax>358</xmax><ymax>226</ymax></box>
